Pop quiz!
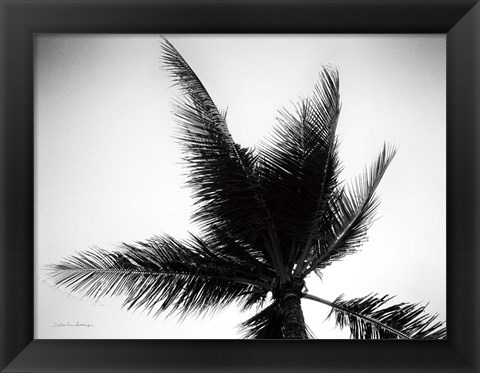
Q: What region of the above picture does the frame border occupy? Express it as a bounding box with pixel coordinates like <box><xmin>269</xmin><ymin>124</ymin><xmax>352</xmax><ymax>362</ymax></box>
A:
<box><xmin>1</xmin><ymin>1</ymin><xmax>479</xmax><ymax>372</ymax></box>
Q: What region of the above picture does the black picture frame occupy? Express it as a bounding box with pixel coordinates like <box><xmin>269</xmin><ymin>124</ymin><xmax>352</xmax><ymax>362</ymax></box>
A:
<box><xmin>1</xmin><ymin>1</ymin><xmax>479</xmax><ymax>372</ymax></box>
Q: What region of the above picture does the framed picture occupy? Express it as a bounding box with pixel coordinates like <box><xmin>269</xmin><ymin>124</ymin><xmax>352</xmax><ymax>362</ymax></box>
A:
<box><xmin>35</xmin><ymin>33</ymin><xmax>447</xmax><ymax>341</ymax></box>
<box><xmin>1</xmin><ymin>1</ymin><xmax>479</xmax><ymax>372</ymax></box>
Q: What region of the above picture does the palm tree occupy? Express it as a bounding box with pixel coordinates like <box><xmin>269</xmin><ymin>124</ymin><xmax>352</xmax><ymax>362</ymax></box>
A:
<box><xmin>46</xmin><ymin>38</ymin><xmax>446</xmax><ymax>340</ymax></box>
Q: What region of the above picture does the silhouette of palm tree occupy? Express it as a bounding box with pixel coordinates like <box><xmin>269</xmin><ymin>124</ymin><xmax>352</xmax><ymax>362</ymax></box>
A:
<box><xmin>46</xmin><ymin>38</ymin><xmax>446</xmax><ymax>339</ymax></box>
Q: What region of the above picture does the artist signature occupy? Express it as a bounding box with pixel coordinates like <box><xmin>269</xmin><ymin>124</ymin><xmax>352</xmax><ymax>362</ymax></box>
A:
<box><xmin>52</xmin><ymin>321</ymin><xmax>94</xmax><ymax>328</ymax></box>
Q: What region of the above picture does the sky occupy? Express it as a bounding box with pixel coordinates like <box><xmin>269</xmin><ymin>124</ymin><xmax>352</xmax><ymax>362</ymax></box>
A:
<box><xmin>34</xmin><ymin>34</ymin><xmax>446</xmax><ymax>339</ymax></box>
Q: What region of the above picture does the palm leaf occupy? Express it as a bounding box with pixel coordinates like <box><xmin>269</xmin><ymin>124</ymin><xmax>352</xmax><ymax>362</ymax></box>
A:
<box><xmin>239</xmin><ymin>302</ymin><xmax>284</xmax><ymax>339</ymax></box>
<box><xmin>171</xmin><ymin>99</ymin><xmax>263</xmax><ymax>242</ymax></box>
<box><xmin>306</xmin><ymin>144</ymin><xmax>397</xmax><ymax>275</ymax></box>
<box><xmin>328</xmin><ymin>294</ymin><xmax>446</xmax><ymax>339</ymax></box>
<box><xmin>161</xmin><ymin>37</ymin><xmax>286</xmax><ymax>277</ymax></box>
<box><xmin>46</xmin><ymin>234</ymin><xmax>271</xmax><ymax>318</ymax></box>
<box><xmin>258</xmin><ymin>67</ymin><xmax>342</xmax><ymax>269</ymax></box>
<box><xmin>304</xmin><ymin>293</ymin><xmax>445</xmax><ymax>339</ymax></box>
<box><xmin>239</xmin><ymin>301</ymin><xmax>315</xmax><ymax>339</ymax></box>
<box><xmin>201</xmin><ymin>224</ymin><xmax>274</xmax><ymax>276</ymax></box>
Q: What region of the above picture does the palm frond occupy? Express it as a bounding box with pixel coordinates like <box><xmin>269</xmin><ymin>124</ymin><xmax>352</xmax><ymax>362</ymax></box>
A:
<box><xmin>239</xmin><ymin>302</ymin><xmax>284</xmax><ymax>339</ymax></box>
<box><xmin>201</xmin><ymin>224</ymin><xmax>274</xmax><ymax>275</ymax></box>
<box><xmin>294</xmin><ymin>139</ymin><xmax>342</xmax><ymax>274</ymax></box>
<box><xmin>45</xmin><ymin>234</ymin><xmax>271</xmax><ymax>319</ymax></box>
<box><xmin>172</xmin><ymin>99</ymin><xmax>264</xmax><ymax>241</ymax></box>
<box><xmin>326</xmin><ymin>293</ymin><xmax>446</xmax><ymax>339</ymax></box>
<box><xmin>161</xmin><ymin>37</ymin><xmax>286</xmax><ymax>277</ymax></box>
<box><xmin>258</xmin><ymin>67</ymin><xmax>342</xmax><ymax>268</ymax></box>
<box><xmin>238</xmin><ymin>288</ymin><xmax>269</xmax><ymax>312</ymax></box>
<box><xmin>161</xmin><ymin>37</ymin><xmax>223</xmax><ymax>125</ymax></box>
<box><xmin>306</xmin><ymin>143</ymin><xmax>397</xmax><ymax>275</ymax></box>
<box><xmin>239</xmin><ymin>301</ymin><xmax>315</xmax><ymax>339</ymax></box>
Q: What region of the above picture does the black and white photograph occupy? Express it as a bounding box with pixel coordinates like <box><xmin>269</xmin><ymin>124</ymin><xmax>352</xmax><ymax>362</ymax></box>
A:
<box><xmin>35</xmin><ymin>34</ymin><xmax>446</xmax><ymax>339</ymax></box>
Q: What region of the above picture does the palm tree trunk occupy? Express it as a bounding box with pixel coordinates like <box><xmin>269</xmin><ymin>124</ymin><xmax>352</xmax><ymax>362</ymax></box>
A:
<box><xmin>277</xmin><ymin>278</ymin><xmax>307</xmax><ymax>339</ymax></box>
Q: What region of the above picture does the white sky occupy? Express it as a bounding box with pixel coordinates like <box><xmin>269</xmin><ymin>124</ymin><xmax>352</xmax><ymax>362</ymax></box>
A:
<box><xmin>34</xmin><ymin>34</ymin><xmax>446</xmax><ymax>339</ymax></box>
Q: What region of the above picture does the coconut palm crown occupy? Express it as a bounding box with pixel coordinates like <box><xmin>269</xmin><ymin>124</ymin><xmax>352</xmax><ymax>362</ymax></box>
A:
<box><xmin>46</xmin><ymin>38</ymin><xmax>446</xmax><ymax>339</ymax></box>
